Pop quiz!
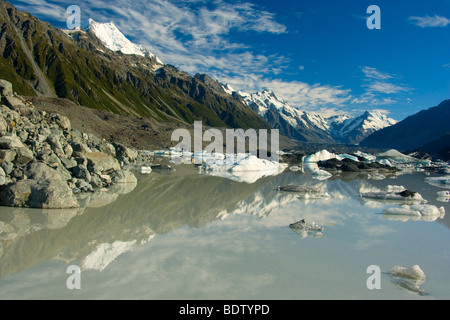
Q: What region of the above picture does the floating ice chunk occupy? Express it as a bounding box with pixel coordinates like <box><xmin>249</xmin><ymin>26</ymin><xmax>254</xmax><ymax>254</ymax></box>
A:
<box><xmin>383</xmin><ymin>204</ymin><xmax>445</xmax><ymax>221</ymax></box>
<box><xmin>201</xmin><ymin>154</ymin><xmax>288</xmax><ymax>184</ymax></box>
<box><xmin>140</xmin><ymin>166</ymin><xmax>152</xmax><ymax>174</ymax></box>
<box><xmin>303</xmin><ymin>150</ymin><xmax>336</xmax><ymax>163</ymax></box>
<box><xmin>437</xmin><ymin>191</ymin><xmax>450</xmax><ymax>198</ymax></box>
<box><xmin>289</xmin><ymin>219</ymin><xmax>325</xmax><ymax>238</ymax></box>
<box><xmin>353</xmin><ymin>151</ymin><xmax>377</xmax><ymax>162</ymax></box>
<box><xmin>390</xmin><ymin>265</ymin><xmax>427</xmax><ymax>296</ymax></box>
<box><xmin>386</xmin><ymin>185</ymin><xmax>407</xmax><ymax>193</ymax></box>
<box><xmin>425</xmin><ymin>176</ymin><xmax>450</xmax><ymax>188</ymax></box>
<box><xmin>312</xmin><ymin>169</ymin><xmax>332</xmax><ymax>177</ymax></box>
<box><xmin>361</xmin><ymin>187</ymin><xmax>426</xmax><ymax>204</ymax></box>
<box><xmin>391</xmin><ymin>265</ymin><xmax>426</xmax><ymax>282</ymax></box>
<box><xmin>278</xmin><ymin>185</ymin><xmax>330</xmax><ymax>199</ymax></box>
<box><xmin>437</xmin><ymin>190</ymin><xmax>450</xmax><ymax>203</ymax></box>
<box><xmin>336</xmin><ymin>154</ymin><xmax>359</xmax><ymax>162</ymax></box>
<box><xmin>383</xmin><ymin>206</ymin><xmax>422</xmax><ymax>217</ymax></box>
<box><xmin>289</xmin><ymin>166</ymin><xmax>301</xmax><ymax>172</ymax></box>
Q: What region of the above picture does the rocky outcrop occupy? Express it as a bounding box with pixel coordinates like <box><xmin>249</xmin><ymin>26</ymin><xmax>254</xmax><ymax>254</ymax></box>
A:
<box><xmin>0</xmin><ymin>80</ymin><xmax>139</xmax><ymax>209</ymax></box>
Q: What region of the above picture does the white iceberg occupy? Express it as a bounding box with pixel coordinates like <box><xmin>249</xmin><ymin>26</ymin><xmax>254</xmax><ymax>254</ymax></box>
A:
<box><xmin>437</xmin><ymin>191</ymin><xmax>450</xmax><ymax>197</ymax></box>
<box><xmin>277</xmin><ymin>185</ymin><xmax>330</xmax><ymax>199</ymax></box>
<box><xmin>303</xmin><ymin>150</ymin><xmax>336</xmax><ymax>163</ymax></box>
<box><xmin>437</xmin><ymin>190</ymin><xmax>450</xmax><ymax>203</ymax></box>
<box><xmin>390</xmin><ymin>265</ymin><xmax>427</xmax><ymax>295</ymax></box>
<box><xmin>353</xmin><ymin>151</ymin><xmax>377</xmax><ymax>162</ymax></box>
<box><xmin>383</xmin><ymin>204</ymin><xmax>445</xmax><ymax>222</ymax></box>
<box><xmin>391</xmin><ymin>265</ymin><xmax>426</xmax><ymax>282</ymax></box>
<box><xmin>377</xmin><ymin>149</ymin><xmax>432</xmax><ymax>166</ymax></box>
<box><xmin>201</xmin><ymin>154</ymin><xmax>288</xmax><ymax>184</ymax></box>
<box><xmin>425</xmin><ymin>176</ymin><xmax>450</xmax><ymax>188</ymax></box>
<box><xmin>361</xmin><ymin>185</ymin><xmax>427</xmax><ymax>204</ymax></box>
<box><xmin>336</xmin><ymin>154</ymin><xmax>359</xmax><ymax>162</ymax></box>
<box><xmin>311</xmin><ymin>169</ymin><xmax>332</xmax><ymax>180</ymax></box>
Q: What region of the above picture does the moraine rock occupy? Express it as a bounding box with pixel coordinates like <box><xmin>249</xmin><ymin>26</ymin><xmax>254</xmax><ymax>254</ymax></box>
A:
<box><xmin>0</xmin><ymin>167</ymin><xmax>6</xmax><ymax>186</ymax></box>
<box><xmin>84</xmin><ymin>152</ymin><xmax>121</xmax><ymax>174</ymax></box>
<box><xmin>0</xmin><ymin>178</ymin><xmax>79</xmax><ymax>209</ymax></box>
<box><xmin>0</xmin><ymin>80</ymin><xmax>13</xmax><ymax>97</ymax></box>
<box><xmin>111</xmin><ymin>169</ymin><xmax>137</xmax><ymax>184</ymax></box>
<box><xmin>115</xmin><ymin>143</ymin><xmax>138</xmax><ymax>164</ymax></box>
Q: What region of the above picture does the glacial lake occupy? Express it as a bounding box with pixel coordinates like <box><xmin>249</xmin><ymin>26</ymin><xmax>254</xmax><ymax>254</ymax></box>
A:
<box><xmin>0</xmin><ymin>164</ymin><xmax>449</xmax><ymax>300</ymax></box>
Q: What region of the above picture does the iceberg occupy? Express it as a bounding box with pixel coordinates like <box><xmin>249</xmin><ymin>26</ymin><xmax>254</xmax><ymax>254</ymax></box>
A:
<box><xmin>437</xmin><ymin>190</ymin><xmax>450</xmax><ymax>203</ymax></box>
<box><xmin>311</xmin><ymin>169</ymin><xmax>332</xmax><ymax>180</ymax></box>
<box><xmin>278</xmin><ymin>185</ymin><xmax>330</xmax><ymax>199</ymax></box>
<box><xmin>361</xmin><ymin>185</ymin><xmax>427</xmax><ymax>204</ymax></box>
<box><xmin>390</xmin><ymin>265</ymin><xmax>427</xmax><ymax>296</ymax></box>
<box><xmin>289</xmin><ymin>219</ymin><xmax>325</xmax><ymax>238</ymax></box>
<box><xmin>383</xmin><ymin>204</ymin><xmax>445</xmax><ymax>222</ymax></box>
<box><xmin>425</xmin><ymin>176</ymin><xmax>450</xmax><ymax>188</ymax></box>
<box><xmin>303</xmin><ymin>150</ymin><xmax>336</xmax><ymax>163</ymax></box>
<box><xmin>201</xmin><ymin>154</ymin><xmax>288</xmax><ymax>184</ymax></box>
<box><xmin>377</xmin><ymin>149</ymin><xmax>432</xmax><ymax>167</ymax></box>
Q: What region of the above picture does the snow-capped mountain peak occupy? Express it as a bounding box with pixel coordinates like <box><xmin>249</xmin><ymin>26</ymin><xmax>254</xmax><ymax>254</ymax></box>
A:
<box><xmin>88</xmin><ymin>19</ymin><xmax>163</xmax><ymax>64</ymax></box>
<box><xmin>236</xmin><ymin>88</ymin><xmax>397</xmax><ymax>144</ymax></box>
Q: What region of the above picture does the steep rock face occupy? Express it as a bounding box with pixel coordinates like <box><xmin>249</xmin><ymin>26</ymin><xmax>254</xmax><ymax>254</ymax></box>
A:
<box><xmin>361</xmin><ymin>99</ymin><xmax>450</xmax><ymax>151</ymax></box>
<box><xmin>0</xmin><ymin>1</ymin><xmax>269</xmax><ymax>130</ymax></box>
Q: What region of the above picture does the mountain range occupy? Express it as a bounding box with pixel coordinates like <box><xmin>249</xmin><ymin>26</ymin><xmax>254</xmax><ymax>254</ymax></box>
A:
<box><xmin>0</xmin><ymin>0</ymin><xmax>269</xmax><ymax>131</ymax></box>
<box><xmin>361</xmin><ymin>99</ymin><xmax>450</xmax><ymax>158</ymax></box>
<box><xmin>235</xmin><ymin>89</ymin><xmax>397</xmax><ymax>144</ymax></box>
<box><xmin>2</xmin><ymin>0</ymin><xmax>446</xmax><ymax>149</ymax></box>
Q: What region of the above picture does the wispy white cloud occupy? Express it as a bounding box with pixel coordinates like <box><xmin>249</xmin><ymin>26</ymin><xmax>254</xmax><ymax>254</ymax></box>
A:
<box><xmin>10</xmin><ymin>1</ymin><xmax>410</xmax><ymax>117</ymax></box>
<box><xmin>359</xmin><ymin>66</ymin><xmax>410</xmax><ymax>96</ymax></box>
<box><xmin>408</xmin><ymin>15</ymin><xmax>450</xmax><ymax>28</ymax></box>
<box><xmin>361</xmin><ymin>66</ymin><xmax>394</xmax><ymax>80</ymax></box>
<box><xmin>366</xmin><ymin>81</ymin><xmax>409</xmax><ymax>94</ymax></box>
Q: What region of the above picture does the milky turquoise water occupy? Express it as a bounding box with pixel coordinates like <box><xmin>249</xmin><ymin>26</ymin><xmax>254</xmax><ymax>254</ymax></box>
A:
<box><xmin>0</xmin><ymin>166</ymin><xmax>449</xmax><ymax>300</ymax></box>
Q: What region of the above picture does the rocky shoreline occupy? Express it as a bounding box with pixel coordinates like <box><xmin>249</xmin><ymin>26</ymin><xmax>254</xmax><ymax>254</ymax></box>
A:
<box><xmin>0</xmin><ymin>80</ymin><xmax>140</xmax><ymax>209</ymax></box>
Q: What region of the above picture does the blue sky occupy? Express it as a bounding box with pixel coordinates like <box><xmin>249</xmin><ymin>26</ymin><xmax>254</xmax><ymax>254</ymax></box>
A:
<box><xmin>9</xmin><ymin>0</ymin><xmax>450</xmax><ymax>120</ymax></box>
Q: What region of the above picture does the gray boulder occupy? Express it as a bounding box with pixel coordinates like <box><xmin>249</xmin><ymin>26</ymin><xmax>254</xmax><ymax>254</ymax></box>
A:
<box><xmin>4</xmin><ymin>96</ymin><xmax>26</xmax><ymax>110</ymax></box>
<box><xmin>0</xmin><ymin>115</ymin><xmax>7</xmax><ymax>136</ymax></box>
<box><xmin>0</xmin><ymin>150</ymin><xmax>16</xmax><ymax>163</ymax></box>
<box><xmin>1</xmin><ymin>161</ymin><xmax>14</xmax><ymax>175</ymax></box>
<box><xmin>111</xmin><ymin>169</ymin><xmax>137</xmax><ymax>184</ymax></box>
<box><xmin>0</xmin><ymin>167</ymin><xmax>6</xmax><ymax>186</ymax></box>
<box><xmin>0</xmin><ymin>136</ymin><xmax>24</xmax><ymax>149</ymax></box>
<box><xmin>0</xmin><ymin>80</ymin><xmax>13</xmax><ymax>97</ymax></box>
<box><xmin>13</xmin><ymin>146</ymin><xmax>34</xmax><ymax>165</ymax></box>
<box><xmin>71</xmin><ymin>164</ymin><xmax>92</xmax><ymax>183</ymax></box>
<box><xmin>53</xmin><ymin>114</ymin><xmax>71</xmax><ymax>131</ymax></box>
<box><xmin>84</xmin><ymin>152</ymin><xmax>121</xmax><ymax>174</ymax></box>
<box><xmin>0</xmin><ymin>178</ymin><xmax>79</xmax><ymax>209</ymax></box>
<box><xmin>25</xmin><ymin>162</ymin><xmax>65</xmax><ymax>182</ymax></box>
<box><xmin>115</xmin><ymin>143</ymin><xmax>138</xmax><ymax>164</ymax></box>
<box><xmin>0</xmin><ymin>136</ymin><xmax>33</xmax><ymax>165</ymax></box>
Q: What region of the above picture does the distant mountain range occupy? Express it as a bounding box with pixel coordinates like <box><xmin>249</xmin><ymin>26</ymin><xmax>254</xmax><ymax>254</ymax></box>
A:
<box><xmin>234</xmin><ymin>89</ymin><xmax>397</xmax><ymax>144</ymax></box>
<box><xmin>0</xmin><ymin>0</ymin><xmax>419</xmax><ymax>147</ymax></box>
<box><xmin>361</xmin><ymin>99</ymin><xmax>450</xmax><ymax>156</ymax></box>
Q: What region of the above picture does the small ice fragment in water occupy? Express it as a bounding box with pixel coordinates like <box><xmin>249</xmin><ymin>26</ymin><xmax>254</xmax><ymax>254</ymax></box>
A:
<box><xmin>289</xmin><ymin>219</ymin><xmax>325</xmax><ymax>238</ymax></box>
<box><xmin>390</xmin><ymin>265</ymin><xmax>427</xmax><ymax>296</ymax></box>
<box><xmin>391</xmin><ymin>265</ymin><xmax>426</xmax><ymax>281</ymax></box>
